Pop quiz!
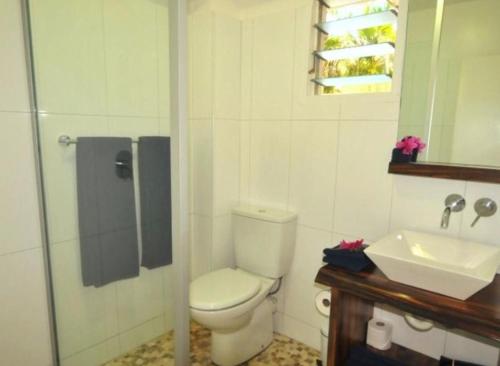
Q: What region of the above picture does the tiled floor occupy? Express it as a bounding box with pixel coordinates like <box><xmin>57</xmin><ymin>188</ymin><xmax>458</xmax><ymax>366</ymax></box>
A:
<box><xmin>104</xmin><ymin>322</ymin><xmax>320</xmax><ymax>365</ymax></box>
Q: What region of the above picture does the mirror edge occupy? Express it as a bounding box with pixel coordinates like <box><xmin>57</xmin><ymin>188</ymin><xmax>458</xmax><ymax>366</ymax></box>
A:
<box><xmin>388</xmin><ymin>162</ymin><xmax>500</xmax><ymax>184</ymax></box>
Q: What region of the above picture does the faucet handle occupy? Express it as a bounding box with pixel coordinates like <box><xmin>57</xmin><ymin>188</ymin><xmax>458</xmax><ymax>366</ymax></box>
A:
<box><xmin>444</xmin><ymin>194</ymin><xmax>466</xmax><ymax>212</ymax></box>
<box><xmin>471</xmin><ymin>198</ymin><xmax>497</xmax><ymax>227</ymax></box>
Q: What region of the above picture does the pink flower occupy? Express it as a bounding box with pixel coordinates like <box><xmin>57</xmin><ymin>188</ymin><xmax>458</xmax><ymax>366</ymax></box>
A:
<box><xmin>339</xmin><ymin>239</ymin><xmax>364</xmax><ymax>250</ymax></box>
<box><xmin>396</xmin><ymin>136</ymin><xmax>426</xmax><ymax>155</ymax></box>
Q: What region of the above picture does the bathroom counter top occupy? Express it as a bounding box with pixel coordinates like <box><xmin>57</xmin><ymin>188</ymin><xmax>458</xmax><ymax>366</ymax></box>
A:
<box><xmin>316</xmin><ymin>265</ymin><xmax>500</xmax><ymax>340</ymax></box>
<box><xmin>315</xmin><ymin>265</ymin><xmax>500</xmax><ymax>366</ymax></box>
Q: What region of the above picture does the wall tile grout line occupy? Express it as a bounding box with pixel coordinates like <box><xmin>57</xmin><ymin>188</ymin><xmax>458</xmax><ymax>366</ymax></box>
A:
<box><xmin>113</xmin><ymin>281</ymin><xmax>122</xmax><ymax>354</ymax></box>
<box><xmin>0</xmin><ymin>245</ymin><xmax>43</xmax><ymax>258</ymax></box>
<box><xmin>286</xmin><ymin>6</ymin><xmax>299</xmax><ymax>213</ymax></box>
<box><xmin>154</xmin><ymin>3</ymin><xmax>161</xmax><ymax>135</ymax></box>
<box><xmin>0</xmin><ymin>109</ymin><xmax>32</xmax><ymax>114</ymax></box>
<box><xmin>330</xmin><ymin>117</ymin><xmax>341</xmax><ymax>235</ymax></box>
<box><xmin>35</xmin><ymin>111</ymin><xmax>163</xmax><ymax>120</ymax></box>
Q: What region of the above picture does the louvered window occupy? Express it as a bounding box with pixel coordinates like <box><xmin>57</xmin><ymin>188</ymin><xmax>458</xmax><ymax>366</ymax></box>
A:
<box><xmin>312</xmin><ymin>0</ymin><xmax>399</xmax><ymax>95</ymax></box>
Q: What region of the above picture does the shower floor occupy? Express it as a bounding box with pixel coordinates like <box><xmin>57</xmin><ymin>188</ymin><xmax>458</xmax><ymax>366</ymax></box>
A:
<box><xmin>104</xmin><ymin>322</ymin><xmax>320</xmax><ymax>366</ymax></box>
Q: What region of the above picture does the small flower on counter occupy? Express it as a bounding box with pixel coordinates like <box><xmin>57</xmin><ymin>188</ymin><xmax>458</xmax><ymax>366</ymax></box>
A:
<box><xmin>339</xmin><ymin>239</ymin><xmax>364</xmax><ymax>251</ymax></box>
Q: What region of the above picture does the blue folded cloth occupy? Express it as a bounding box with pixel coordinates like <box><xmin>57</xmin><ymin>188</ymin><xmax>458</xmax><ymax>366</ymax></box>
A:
<box><xmin>322</xmin><ymin>245</ymin><xmax>373</xmax><ymax>272</ymax></box>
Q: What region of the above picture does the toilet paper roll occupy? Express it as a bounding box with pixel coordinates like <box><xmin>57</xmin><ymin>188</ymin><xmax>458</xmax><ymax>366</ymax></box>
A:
<box><xmin>366</xmin><ymin>318</ymin><xmax>392</xmax><ymax>351</ymax></box>
<box><xmin>315</xmin><ymin>290</ymin><xmax>331</xmax><ymax>317</ymax></box>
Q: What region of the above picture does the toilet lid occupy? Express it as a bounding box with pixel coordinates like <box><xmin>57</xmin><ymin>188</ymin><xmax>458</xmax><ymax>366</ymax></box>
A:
<box><xmin>190</xmin><ymin>268</ymin><xmax>261</xmax><ymax>311</ymax></box>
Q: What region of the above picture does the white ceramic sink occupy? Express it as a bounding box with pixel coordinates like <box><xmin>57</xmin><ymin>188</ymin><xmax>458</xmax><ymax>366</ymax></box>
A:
<box><xmin>365</xmin><ymin>230</ymin><xmax>500</xmax><ymax>300</ymax></box>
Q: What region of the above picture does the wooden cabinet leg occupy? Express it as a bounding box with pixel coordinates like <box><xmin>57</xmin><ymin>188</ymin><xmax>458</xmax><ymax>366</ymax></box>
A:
<box><xmin>327</xmin><ymin>288</ymin><xmax>374</xmax><ymax>366</ymax></box>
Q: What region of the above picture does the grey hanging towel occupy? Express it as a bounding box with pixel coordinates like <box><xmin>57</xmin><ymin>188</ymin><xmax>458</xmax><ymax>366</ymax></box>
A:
<box><xmin>138</xmin><ymin>136</ymin><xmax>172</xmax><ymax>269</ymax></box>
<box><xmin>76</xmin><ymin>137</ymin><xmax>139</xmax><ymax>287</ymax></box>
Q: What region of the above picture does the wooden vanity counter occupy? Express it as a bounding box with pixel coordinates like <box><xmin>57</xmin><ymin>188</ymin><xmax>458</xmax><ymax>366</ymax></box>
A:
<box><xmin>315</xmin><ymin>265</ymin><xmax>500</xmax><ymax>366</ymax></box>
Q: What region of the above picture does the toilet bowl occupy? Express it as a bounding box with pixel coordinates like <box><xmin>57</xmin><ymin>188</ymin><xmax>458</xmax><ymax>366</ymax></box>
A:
<box><xmin>190</xmin><ymin>268</ymin><xmax>276</xmax><ymax>365</ymax></box>
<box><xmin>190</xmin><ymin>268</ymin><xmax>275</xmax><ymax>330</ymax></box>
<box><xmin>189</xmin><ymin>205</ymin><xmax>297</xmax><ymax>366</ymax></box>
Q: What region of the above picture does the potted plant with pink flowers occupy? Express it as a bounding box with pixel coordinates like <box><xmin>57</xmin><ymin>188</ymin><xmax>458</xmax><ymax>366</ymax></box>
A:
<box><xmin>391</xmin><ymin>136</ymin><xmax>426</xmax><ymax>163</ymax></box>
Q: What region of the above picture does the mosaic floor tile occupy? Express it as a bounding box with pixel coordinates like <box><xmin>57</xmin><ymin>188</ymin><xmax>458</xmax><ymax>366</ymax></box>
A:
<box><xmin>104</xmin><ymin>322</ymin><xmax>320</xmax><ymax>365</ymax></box>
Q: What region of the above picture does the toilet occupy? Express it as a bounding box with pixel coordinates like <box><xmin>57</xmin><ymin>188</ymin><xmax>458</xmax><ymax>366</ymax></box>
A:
<box><xmin>189</xmin><ymin>205</ymin><xmax>297</xmax><ymax>366</ymax></box>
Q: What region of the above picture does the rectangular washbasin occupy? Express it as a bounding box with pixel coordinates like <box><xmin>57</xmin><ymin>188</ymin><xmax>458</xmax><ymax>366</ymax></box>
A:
<box><xmin>364</xmin><ymin>230</ymin><xmax>500</xmax><ymax>300</ymax></box>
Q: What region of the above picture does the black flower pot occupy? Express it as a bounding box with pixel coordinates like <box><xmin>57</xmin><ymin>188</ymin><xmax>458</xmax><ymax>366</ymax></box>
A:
<box><xmin>411</xmin><ymin>149</ymin><xmax>418</xmax><ymax>162</ymax></box>
<box><xmin>391</xmin><ymin>148</ymin><xmax>412</xmax><ymax>163</ymax></box>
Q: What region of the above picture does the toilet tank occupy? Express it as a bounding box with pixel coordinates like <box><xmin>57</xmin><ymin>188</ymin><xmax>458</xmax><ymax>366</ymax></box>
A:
<box><xmin>233</xmin><ymin>205</ymin><xmax>297</xmax><ymax>279</ymax></box>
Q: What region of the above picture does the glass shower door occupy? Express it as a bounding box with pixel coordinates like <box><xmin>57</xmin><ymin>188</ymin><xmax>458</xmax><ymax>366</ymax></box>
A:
<box><xmin>26</xmin><ymin>0</ymin><xmax>187</xmax><ymax>364</ymax></box>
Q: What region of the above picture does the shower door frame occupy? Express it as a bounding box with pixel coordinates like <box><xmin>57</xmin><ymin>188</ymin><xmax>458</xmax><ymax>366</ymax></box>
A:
<box><xmin>20</xmin><ymin>0</ymin><xmax>190</xmax><ymax>364</ymax></box>
<box><xmin>169</xmin><ymin>0</ymin><xmax>191</xmax><ymax>365</ymax></box>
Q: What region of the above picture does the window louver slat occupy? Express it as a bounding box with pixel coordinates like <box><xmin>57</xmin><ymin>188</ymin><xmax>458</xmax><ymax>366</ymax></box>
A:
<box><xmin>312</xmin><ymin>0</ymin><xmax>399</xmax><ymax>94</ymax></box>
<box><xmin>315</xmin><ymin>9</ymin><xmax>398</xmax><ymax>36</ymax></box>
<box><xmin>314</xmin><ymin>42</ymin><xmax>395</xmax><ymax>62</ymax></box>
<box><xmin>312</xmin><ymin>74</ymin><xmax>392</xmax><ymax>88</ymax></box>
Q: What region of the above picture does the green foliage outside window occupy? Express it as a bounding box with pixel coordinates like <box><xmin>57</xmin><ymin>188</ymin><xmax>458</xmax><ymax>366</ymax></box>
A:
<box><xmin>321</xmin><ymin>25</ymin><xmax>396</xmax><ymax>94</ymax></box>
<box><xmin>319</xmin><ymin>1</ymin><xmax>398</xmax><ymax>94</ymax></box>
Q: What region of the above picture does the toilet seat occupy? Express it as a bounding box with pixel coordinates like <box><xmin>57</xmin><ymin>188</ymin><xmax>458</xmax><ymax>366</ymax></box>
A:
<box><xmin>190</xmin><ymin>268</ymin><xmax>261</xmax><ymax>311</ymax></box>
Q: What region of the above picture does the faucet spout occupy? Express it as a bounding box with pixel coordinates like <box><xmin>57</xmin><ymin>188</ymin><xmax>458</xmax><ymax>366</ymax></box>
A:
<box><xmin>441</xmin><ymin>207</ymin><xmax>451</xmax><ymax>229</ymax></box>
<box><xmin>440</xmin><ymin>194</ymin><xmax>466</xmax><ymax>229</ymax></box>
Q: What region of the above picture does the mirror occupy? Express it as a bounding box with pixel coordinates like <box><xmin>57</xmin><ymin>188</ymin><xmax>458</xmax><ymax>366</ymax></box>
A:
<box><xmin>398</xmin><ymin>0</ymin><xmax>500</xmax><ymax>169</ymax></box>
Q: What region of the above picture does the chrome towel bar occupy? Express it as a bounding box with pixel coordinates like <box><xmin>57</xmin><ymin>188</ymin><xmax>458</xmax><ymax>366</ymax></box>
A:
<box><xmin>58</xmin><ymin>134</ymin><xmax>139</xmax><ymax>146</ymax></box>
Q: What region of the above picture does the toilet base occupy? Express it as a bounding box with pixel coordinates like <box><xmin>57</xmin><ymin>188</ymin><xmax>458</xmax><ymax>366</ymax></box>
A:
<box><xmin>211</xmin><ymin>298</ymin><xmax>274</xmax><ymax>366</ymax></box>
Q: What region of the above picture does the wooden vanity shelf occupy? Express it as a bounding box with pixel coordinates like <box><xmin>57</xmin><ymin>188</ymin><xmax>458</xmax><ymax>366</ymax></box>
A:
<box><xmin>315</xmin><ymin>265</ymin><xmax>500</xmax><ymax>366</ymax></box>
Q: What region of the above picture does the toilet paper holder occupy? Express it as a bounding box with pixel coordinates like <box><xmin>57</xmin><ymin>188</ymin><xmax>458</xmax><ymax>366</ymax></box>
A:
<box><xmin>404</xmin><ymin>313</ymin><xmax>434</xmax><ymax>331</ymax></box>
<box><xmin>315</xmin><ymin>290</ymin><xmax>331</xmax><ymax>317</ymax></box>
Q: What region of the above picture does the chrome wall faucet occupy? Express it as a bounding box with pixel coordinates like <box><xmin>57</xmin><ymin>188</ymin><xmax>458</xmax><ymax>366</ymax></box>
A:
<box><xmin>471</xmin><ymin>198</ymin><xmax>497</xmax><ymax>227</ymax></box>
<box><xmin>441</xmin><ymin>194</ymin><xmax>466</xmax><ymax>229</ymax></box>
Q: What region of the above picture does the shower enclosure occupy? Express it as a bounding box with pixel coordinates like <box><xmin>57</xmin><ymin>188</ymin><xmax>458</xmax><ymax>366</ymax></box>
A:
<box><xmin>22</xmin><ymin>0</ymin><xmax>189</xmax><ymax>364</ymax></box>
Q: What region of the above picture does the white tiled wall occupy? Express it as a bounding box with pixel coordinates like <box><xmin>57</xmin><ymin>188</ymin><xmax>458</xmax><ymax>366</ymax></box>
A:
<box><xmin>189</xmin><ymin>0</ymin><xmax>500</xmax><ymax>364</ymax></box>
<box><xmin>248</xmin><ymin>120</ymin><xmax>290</xmax><ymax>208</ymax></box>
<box><xmin>188</xmin><ymin>7</ymin><xmax>241</xmax><ymax>278</ymax></box>
<box><xmin>250</xmin><ymin>9</ymin><xmax>295</xmax><ymax>121</ymax></box>
<box><xmin>0</xmin><ymin>1</ymin><xmax>53</xmax><ymax>365</ymax></box>
<box><xmin>188</xmin><ymin>4</ymin><xmax>214</xmax><ymax>279</ymax></box>
<box><xmin>26</xmin><ymin>1</ymin><xmax>175</xmax><ymax>365</ymax></box>
<box><xmin>288</xmin><ymin>121</ymin><xmax>338</xmax><ymax>231</ymax></box>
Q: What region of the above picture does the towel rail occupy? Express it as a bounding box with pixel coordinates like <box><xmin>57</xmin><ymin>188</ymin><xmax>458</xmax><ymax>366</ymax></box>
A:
<box><xmin>58</xmin><ymin>134</ymin><xmax>139</xmax><ymax>146</ymax></box>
